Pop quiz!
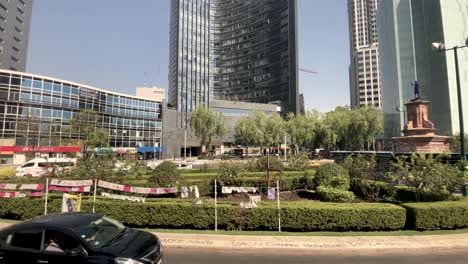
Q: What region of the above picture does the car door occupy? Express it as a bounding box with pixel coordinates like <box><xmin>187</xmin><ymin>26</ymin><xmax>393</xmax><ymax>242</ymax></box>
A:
<box><xmin>37</xmin><ymin>229</ymin><xmax>86</xmax><ymax>264</ymax></box>
<box><xmin>0</xmin><ymin>228</ymin><xmax>43</xmax><ymax>264</ymax></box>
<box><xmin>19</xmin><ymin>162</ymin><xmax>35</xmax><ymax>176</ymax></box>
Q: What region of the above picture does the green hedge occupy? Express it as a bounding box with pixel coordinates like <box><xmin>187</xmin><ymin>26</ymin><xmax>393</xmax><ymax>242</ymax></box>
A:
<box><xmin>394</xmin><ymin>186</ymin><xmax>450</xmax><ymax>202</ymax></box>
<box><xmin>317</xmin><ymin>186</ymin><xmax>355</xmax><ymax>202</ymax></box>
<box><xmin>402</xmin><ymin>200</ymin><xmax>468</xmax><ymax>230</ymax></box>
<box><xmin>0</xmin><ymin>198</ymin><xmax>406</xmax><ymax>231</ymax></box>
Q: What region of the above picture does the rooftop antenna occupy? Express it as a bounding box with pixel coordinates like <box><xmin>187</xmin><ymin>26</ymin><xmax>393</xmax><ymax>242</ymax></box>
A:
<box><xmin>143</xmin><ymin>71</ymin><xmax>148</xmax><ymax>87</ymax></box>
<box><xmin>156</xmin><ymin>64</ymin><xmax>160</xmax><ymax>89</ymax></box>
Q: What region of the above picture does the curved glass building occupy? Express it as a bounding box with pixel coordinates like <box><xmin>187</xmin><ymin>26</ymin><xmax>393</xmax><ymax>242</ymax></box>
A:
<box><xmin>169</xmin><ymin>0</ymin><xmax>298</xmax><ymax>119</ymax></box>
<box><xmin>0</xmin><ymin>70</ymin><xmax>162</xmax><ymax>156</ymax></box>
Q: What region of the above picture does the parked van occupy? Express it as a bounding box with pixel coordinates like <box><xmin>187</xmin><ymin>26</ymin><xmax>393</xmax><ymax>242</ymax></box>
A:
<box><xmin>16</xmin><ymin>158</ymin><xmax>77</xmax><ymax>177</ymax></box>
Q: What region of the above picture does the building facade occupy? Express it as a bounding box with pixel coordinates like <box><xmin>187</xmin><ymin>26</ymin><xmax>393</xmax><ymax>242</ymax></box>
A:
<box><xmin>378</xmin><ymin>0</ymin><xmax>468</xmax><ymax>139</ymax></box>
<box><xmin>348</xmin><ymin>0</ymin><xmax>382</xmax><ymax>108</ymax></box>
<box><xmin>168</xmin><ymin>0</ymin><xmax>299</xmax><ymax>119</ymax></box>
<box><xmin>136</xmin><ymin>87</ymin><xmax>165</xmax><ymax>102</ymax></box>
<box><xmin>0</xmin><ymin>0</ymin><xmax>33</xmax><ymax>72</ymax></box>
<box><xmin>162</xmin><ymin>99</ymin><xmax>280</xmax><ymax>159</ymax></box>
<box><xmin>0</xmin><ymin>70</ymin><xmax>162</xmax><ymax>164</ymax></box>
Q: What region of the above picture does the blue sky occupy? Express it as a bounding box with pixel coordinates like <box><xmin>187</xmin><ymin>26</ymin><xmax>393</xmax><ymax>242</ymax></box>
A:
<box><xmin>26</xmin><ymin>0</ymin><xmax>350</xmax><ymax>112</ymax></box>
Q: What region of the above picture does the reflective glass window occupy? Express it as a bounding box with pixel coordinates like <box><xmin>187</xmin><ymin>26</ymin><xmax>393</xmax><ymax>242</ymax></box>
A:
<box><xmin>53</xmin><ymin>82</ymin><xmax>61</xmax><ymax>93</ymax></box>
<box><xmin>63</xmin><ymin>111</ymin><xmax>72</xmax><ymax>120</ymax></box>
<box><xmin>62</xmin><ymin>99</ymin><xmax>70</xmax><ymax>107</ymax></box>
<box><xmin>32</xmin><ymin>94</ymin><xmax>41</xmax><ymax>102</ymax></box>
<box><xmin>43</xmin><ymin>82</ymin><xmax>53</xmax><ymax>93</ymax></box>
<box><xmin>32</xmin><ymin>79</ymin><xmax>42</xmax><ymax>90</ymax></box>
<box><xmin>42</xmin><ymin>109</ymin><xmax>52</xmax><ymax>118</ymax></box>
<box><xmin>71</xmin><ymin>87</ymin><xmax>79</xmax><ymax>96</ymax></box>
<box><xmin>11</xmin><ymin>76</ymin><xmax>20</xmax><ymax>86</ymax></box>
<box><xmin>53</xmin><ymin>110</ymin><xmax>61</xmax><ymax>119</ymax></box>
<box><xmin>63</xmin><ymin>85</ymin><xmax>71</xmax><ymax>95</ymax></box>
<box><xmin>42</xmin><ymin>96</ymin><xmax>51</xmax><ymax>104</ymax></box>
<box><xmin>20</xmin><ymin>107</ymin><xmax>29</xmax><ymax>116</ymax></box>
<box><xmin>21</xmin><ymin>77</ymin><xmax>32</xmax><ymax>88</ymax></box>
<box><xmin>52</xmin><ymin>97</ymin><xmax>61</xmax><ymax>105</ymax></box>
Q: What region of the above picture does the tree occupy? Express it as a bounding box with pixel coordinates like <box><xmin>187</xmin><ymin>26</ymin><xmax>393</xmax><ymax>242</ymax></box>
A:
<box><xmin>234</xmin><ymin>117</ymin><xmax>259</xmax><ymax>155</ymax></box>
<box><xmin>70</xmin><ymin>110</ymin><xmax>108</xmax><ymax>155</ymax></box>
<box><xmin>88</xmin><ymin>129</ymin><xmax>109</xmax><ymax>148</ymax></box>
<box><xmin>393</xmin><ymin>154</ymin><xmax>464</xmax><ymax>201</ymax></box>
<box><xmin>189</xmin><ymin>105</ymin><xmax>226</xmax><ymax>153</ymax></box>
<box><xmin>265</xmin><ymin>113</ymin><xmax>286</xmax><ymax>148</ymax></box>
<box><xmin>318</xmin><ymin>106</ymin><xmax>383</xmax><ymax>151</ymax></box>
<box><xmin>286</xmin><ymin>113</ymin><xmax>317</xmax><ymax>155</ymax></box>
<box><xmin>450</xmin><ymin>133</ymin><xmax>468</xmax><ymax>153</ymax></box>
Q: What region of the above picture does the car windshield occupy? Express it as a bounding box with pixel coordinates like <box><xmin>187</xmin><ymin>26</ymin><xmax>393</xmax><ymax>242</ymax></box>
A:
<box><xmin>73</xmin><ymin>216</ymin><xmax>126</xmax><ymax>249</ymax></box>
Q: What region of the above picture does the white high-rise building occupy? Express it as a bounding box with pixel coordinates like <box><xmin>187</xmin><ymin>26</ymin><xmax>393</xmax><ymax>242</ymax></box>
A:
<box><xmin>348</xmin><ymin>0</ymin><xmax>381</xmax><ymax>108</ymax></box>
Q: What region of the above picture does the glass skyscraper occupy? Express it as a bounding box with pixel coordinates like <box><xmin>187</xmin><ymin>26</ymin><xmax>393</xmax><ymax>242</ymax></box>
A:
<box><xmin>169</xmin><ymin>0</ymin><xmax>299</xmax><ymax>122</ymax></box>
<box><xmin>348</xmin><ymin>0</ymin><xmax>382</xmax><ymax>108</ymax></box>
<box><xmin>0</xmin><ymin>0</ymin><xmax>33</xmax><ymax>72</ymax></box>
<box><xmin>378</xmin><ymin>0</ymin><xmax>468</xmax><ymax>139</ymax></box>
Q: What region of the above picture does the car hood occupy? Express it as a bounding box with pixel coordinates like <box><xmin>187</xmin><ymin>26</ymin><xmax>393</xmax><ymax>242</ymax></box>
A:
<box><xmin>101</xmin><ymin>228</ymin><xmax>159</xmax><ymax>258</ymax></box>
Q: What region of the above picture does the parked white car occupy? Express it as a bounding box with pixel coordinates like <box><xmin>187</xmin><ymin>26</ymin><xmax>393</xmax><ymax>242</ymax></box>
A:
<box><xmin>16</xmin><ymin>158</ymin><xmax>77</xmax><ymax>177</ymax></box>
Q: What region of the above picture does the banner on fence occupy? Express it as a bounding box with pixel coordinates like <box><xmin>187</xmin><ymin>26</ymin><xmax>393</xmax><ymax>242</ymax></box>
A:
<box><xmin>98</xmin><ymin>180</ymin><xmax>177</xmax><ymax>195</ymax></box>
<box><xmin>101</xmin><ymin>192</ymin><xmax>145</xmax><ymax>203</ymax></box>
<box><xmin>222</xmin><ymin>187</ymin><xmax>259</xmax><ymax>194</ymax></box>
<box><xmin>61</xmin><ymin>193</ymin><xmax>81</xmax><ymax>213</ymax></box>
<box><xmin>0</xmin><ymin>192</ymin><xmax>26</xmax><ymax>198</ymax></box>
<box><xmin>19</xmin><ymin>184</ymin><xmax>44</xmax><ymax>191</ymax></box>
<box><xmin>50</xmin><ymin>186</ymin><xmax>91</xmax><ymax>193</ymax></box>
<box><xmin>0</xmin><ymin>184</ymin><xmax>17</xmax><ymax>190</ymax></box>
<box><xmin>181</xmin><ymin>186</ymin><xmax>199</xmax><ymax>198</ymax></box>
<box><xmin>267</xmin><ymin>187</ymin><xmax>276</xmax><ymax>200</ymax></box>
<box><xmin>50</xmin><ymin>179</ymin><xmax>93</xmax><ymax>187</ymax></box>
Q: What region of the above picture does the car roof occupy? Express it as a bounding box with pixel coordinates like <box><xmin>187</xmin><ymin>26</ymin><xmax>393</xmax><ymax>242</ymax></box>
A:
<box><xmin>17</xmin><ymin>213</ymin><xmax>103</xmax><ymax>229</ymax></box>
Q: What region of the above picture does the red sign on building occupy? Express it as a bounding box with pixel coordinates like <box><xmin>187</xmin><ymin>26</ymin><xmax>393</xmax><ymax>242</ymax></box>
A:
<box><xmin>0</xmin><ymin>146</ymin><xmax>81</xmax><ymax>154</ymax></box>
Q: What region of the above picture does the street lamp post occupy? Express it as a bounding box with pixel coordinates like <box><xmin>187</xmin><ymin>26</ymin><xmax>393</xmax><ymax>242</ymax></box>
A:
<box><xmin>432</xmin><ymin>38</ymin><xmax>468</xmax><ymax>161</ymax></box>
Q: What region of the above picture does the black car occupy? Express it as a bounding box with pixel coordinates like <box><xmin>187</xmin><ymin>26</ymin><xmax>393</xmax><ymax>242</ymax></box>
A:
<box><xmin>0</xmin><ymin>213</ymin><xmax>162</xmax><ymax>264</ymax></box>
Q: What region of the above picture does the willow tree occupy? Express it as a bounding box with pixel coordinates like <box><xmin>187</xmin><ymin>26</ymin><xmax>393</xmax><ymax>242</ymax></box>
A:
<box><xmin>189</xmin><ymin>105</ymin><xmax>226</xmax><ymax>153</ymax></box>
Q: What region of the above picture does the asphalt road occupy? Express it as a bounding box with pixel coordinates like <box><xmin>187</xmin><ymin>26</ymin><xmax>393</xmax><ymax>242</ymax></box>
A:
<box><xmin>164</xmin><ymin>247</ymin><xmax>468</xmax><ymax>264</ymax></box>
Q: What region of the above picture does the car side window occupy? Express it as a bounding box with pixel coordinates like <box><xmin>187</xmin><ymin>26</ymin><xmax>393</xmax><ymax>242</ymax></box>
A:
<box><xmin>21</xmin><ymin>162</ymin><xmax>35</xmax><ymax>168</ymax></box>
<box><xmin>43</xmin><ymin>230</ymin><xmax>80</xmax><ymax>254</ymax></box>
<box><xmin>7</xmin><ymin>229</ymin><xmax>43</xmax><ymax>251</ymax></box>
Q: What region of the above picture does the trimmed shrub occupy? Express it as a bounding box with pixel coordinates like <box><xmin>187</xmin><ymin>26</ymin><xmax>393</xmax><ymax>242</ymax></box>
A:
<box><xmin>286</xmin><ymin>153</ymin><xmax>310</xmax><ymax>171</ymax></box>
<box><xmin>402</xmin><ymin>200</ymin><xmax>468</xmax><ymax>230</ymax></box>
<box><xmin>351</xmin><ymin>181</ymin><xmax>394</xmax><ymax>201</ymax></box>
<box><xmin>0</xmin><ymin>167</ymin><xmax>16</xmax><ymax>178</ymax></box>
<box><xmin>149</xmin><ymin>161</ymin><xmax>181</xmax><ymax>187</ymax></box>
<box><xmin>395</xmin><ymin>186</ymin><xmax>451</xmax><ymax>203</ymax></box>
<box><xmin>317</xmin><ymin>186</ymin><xmax>355</xmax><ymax>202</ymax></box>
<box><xmin>256</xmin><ymin>156</ymin><xmax>284</xmax><ymax>172</ymax></box>
<box><xmin>0</xmin><ymin>198</ymin><xmax>406</xmax><ymax>231</ymax></box>
<box><xmin>314</xmin><ymin>163</ymin><xmax>350</xmax><ymax>190</ymax></box>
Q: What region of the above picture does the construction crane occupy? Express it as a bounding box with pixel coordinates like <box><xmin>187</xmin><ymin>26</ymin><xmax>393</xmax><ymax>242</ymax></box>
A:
<box><xmin>299</xmin><ymin>67</ymin><xmax>319</xmax><ymax>75</ymax></box>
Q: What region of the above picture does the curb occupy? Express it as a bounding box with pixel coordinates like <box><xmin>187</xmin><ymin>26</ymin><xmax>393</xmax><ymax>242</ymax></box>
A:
<box><xmin>156</xmin><ymin>232</ymin><xmax>468</xmax><ymax>251</ymax></box>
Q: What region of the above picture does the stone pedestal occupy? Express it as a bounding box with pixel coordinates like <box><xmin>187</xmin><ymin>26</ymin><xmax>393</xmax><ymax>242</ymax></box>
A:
<box><xmin>393</xmin><ymin>100</ymin><xmax>450</xmax><ymax>153</ymax></box>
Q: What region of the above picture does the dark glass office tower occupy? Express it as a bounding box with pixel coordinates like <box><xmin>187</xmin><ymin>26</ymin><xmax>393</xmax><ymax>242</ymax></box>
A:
<box><xmin>169</xmin><ymin>0</ymin><xmax>299</xmax><ymax>119</ymax></box>
<box><xmin>169</xmin><ymin>0</ymin><xmax>211</xmax><ymax>126</ymax></box>
<box><xmin>0</xmin><ymin>0</ymin><xmax>33</xmax><ymax>72</ymax></box>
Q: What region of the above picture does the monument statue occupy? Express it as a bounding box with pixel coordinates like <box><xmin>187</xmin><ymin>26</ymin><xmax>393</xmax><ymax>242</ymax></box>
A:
<box><xmin>411</xmin><ymin>80</ymin><xmax>420</xmax><ymax>101</ymax></box>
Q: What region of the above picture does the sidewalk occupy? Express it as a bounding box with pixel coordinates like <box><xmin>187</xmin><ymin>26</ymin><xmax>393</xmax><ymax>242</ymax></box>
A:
<box><xmin>157</xmin><ymin>232</ymin><xmax>468</xmax><ymax>252</ymax></box>
<box><xmin>2</xmin><ymin>222</ymin><xmax>468</xmax><ymax>252</ymax></box>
